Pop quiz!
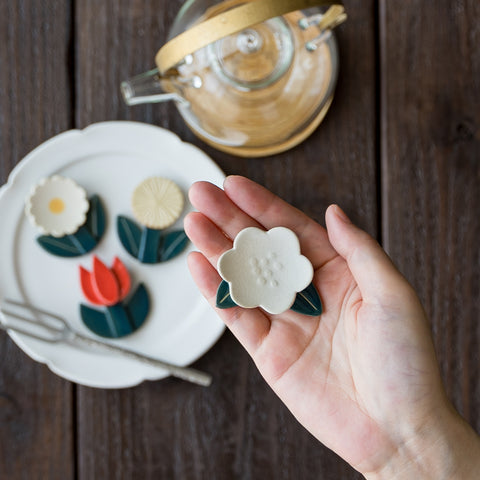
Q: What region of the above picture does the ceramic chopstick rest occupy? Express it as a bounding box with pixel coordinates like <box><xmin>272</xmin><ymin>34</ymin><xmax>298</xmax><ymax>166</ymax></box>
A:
<box><xmin>25</xmin><ymin>176</ymin><xmax>106</xmax><ymax>257</ymax></box>
<box><xmin>131</xmin><ymin>176</ymin><xmax>184</xmax><ymax>229</ymax></box>
<box><xmin>117</xmin><ymin>177</ymin><xmax>189</xmax><ymax>264</ymax></box>
<box><xmin>216</xmin><ymin>227</ymin><xmax>322</xmax><ymax>316</ymax></box>
<box><xmin>25</xmin><ymin>176</ymin><xmax>88</xmax><ymax>236</ymax></box>
<box><xmin>79</xmin><ymin>256</ymin><xmax>150</xmax><ymax>338</ymax></box>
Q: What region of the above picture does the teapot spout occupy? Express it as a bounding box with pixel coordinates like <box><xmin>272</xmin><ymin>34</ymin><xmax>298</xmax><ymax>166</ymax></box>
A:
<box><xmin>121</xmin><ymin>68</ymin><xmax>187</xmax><ymax>106</ymax></box>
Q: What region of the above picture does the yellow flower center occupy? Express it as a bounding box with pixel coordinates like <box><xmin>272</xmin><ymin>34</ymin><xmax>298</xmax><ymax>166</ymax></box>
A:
<box><xmin>49</xmin><ymin>197</ymin><xmax>65</xmax><ymax>214</ymax></box>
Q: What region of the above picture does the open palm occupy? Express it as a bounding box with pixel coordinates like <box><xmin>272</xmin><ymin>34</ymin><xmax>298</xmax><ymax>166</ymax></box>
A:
<box><xmin>185</xmin><ymin>176</ymin><xmax>448</xmax><ymax>476</ymax></box>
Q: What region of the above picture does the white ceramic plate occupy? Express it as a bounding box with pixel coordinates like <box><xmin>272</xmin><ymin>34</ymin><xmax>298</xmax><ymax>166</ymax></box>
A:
<box><xmin>0</xmin><ymin>121</ymin><xmax>226</xmax><ymax>388</ymax></box>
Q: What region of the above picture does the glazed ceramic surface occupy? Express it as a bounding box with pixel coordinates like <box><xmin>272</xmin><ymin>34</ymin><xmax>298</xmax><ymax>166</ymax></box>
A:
<box><xmin>131</xmin><ymin>176</ymin><xmax>185</xmax><ymax>230</ymax></box>
<box><xmin>218</xmin><ymin>227</ymin><xmax>314</xmax><ymax>314</ymax></box>
<box><xmin>0</xmin><ymin>121</ymin><xmax>226</xmax><ymax>388</ymax></box>
<box><xmin>25</xmin><ymin>176</ymin><xmax>89</xmax><ymax>237</ymax></box>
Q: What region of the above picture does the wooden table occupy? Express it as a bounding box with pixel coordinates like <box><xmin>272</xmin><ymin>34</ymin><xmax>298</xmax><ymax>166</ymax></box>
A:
<box><xmin>1</xmin><ymin>1</ymin><xmax>478</xmax><ymax>478</ymax></box>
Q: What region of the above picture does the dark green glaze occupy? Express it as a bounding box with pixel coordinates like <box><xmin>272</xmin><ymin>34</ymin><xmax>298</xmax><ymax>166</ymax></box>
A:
<box><xmin>80</xmin><ymin>304</ymin><xmax>111</xmax><ymax>338</ymax></box>
<box><xmin>105</xmin><ymin>304</ymin><xmax>134</xmax><ymax>337</ymax></box>
<box><xmin>216</xmin><ymin>280</ymin><xmax>237</xmax><ymax>309</ymax></box>
<box><xmin>80</xmin><ymin>283</ymin><xmax>150</xmax><ymax>338</ymax></box>
<box><xmin>215</xmin><ymin>281</ymin><xmax>322</xmax><ymax>316</ymax></box>
<box><xmin>38</xmin><ymin>231</ymin><xmax>92</xmax><ymax>257</ymax></box>
<box><xmin>139</xmin><ymin>228</ymin><xmax>162</xmax><ymax>264</ymax></box>
<box><xmin>117</xmin><ymin>215</ymin><xmax>189</xmax><ymax>264</ymax></box>
<box><xmin>158</xmin><ymin>230</ymin><xmax>189</xmax><ymax>262</ymax></box>
<box><xmin>67</xmin><ymin>226</ymin><xmax>97</xmax><ymax>253</ymax></box>
<box><xmin>80</xmin><ymin>303</ymin><xmax>133</xmax><ymax>338</ymax></box>
<box><xmin>85</xmin><ymin>195</ymin><xmax>106</xmax><ymax>240</ymax></box>
<box><xmin>37</xmin><ymin>195</ymin><xmax>106</xmax><ymax>257</ymax></box>
<box><xmin>290</xmin><ymin>283</ymin><xmax>323</xmax><ymax>316</ymax></box>
<box><xmin>117</xmin><ymin>215</ymin><xmax>142</xmax><ymax>259</ymax></box>
<box><xmin>125</xmin><ymin>284</ymin><xmax>150</xmax><ymax>329</ymax></box>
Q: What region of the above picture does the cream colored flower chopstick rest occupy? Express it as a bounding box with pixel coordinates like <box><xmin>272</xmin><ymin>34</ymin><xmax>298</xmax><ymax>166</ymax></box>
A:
<box><xmin>117</xmin><ymin>176</ymin><xmax>189</xmax><ymax>264</ymax></box>
<box><xmin>25</xmin><ymin>175</ymin><xmax>106</xmax><ymax>257</ymax></box>
<box><xmin>131</xmin><ymin>177</ymin><xmax>184</xmax><ymax>230</ymax></box>
<box><xmin>216</xmin><ymin>227</ymin><xmax>322</xmax><ymax>316</ymax></box>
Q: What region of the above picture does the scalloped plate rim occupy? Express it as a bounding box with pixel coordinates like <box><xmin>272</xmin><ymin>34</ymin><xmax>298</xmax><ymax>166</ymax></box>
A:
<box><xmin>0</xmin><ymin>121</ymin><xmax>226</xmax><ymax>389</ymax></box>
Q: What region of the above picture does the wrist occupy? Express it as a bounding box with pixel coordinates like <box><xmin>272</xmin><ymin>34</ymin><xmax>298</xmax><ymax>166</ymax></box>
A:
<box><xmin>364</xmin><ymin>406</ymin><xmax>480</xmax><ymax>480</ymax></box>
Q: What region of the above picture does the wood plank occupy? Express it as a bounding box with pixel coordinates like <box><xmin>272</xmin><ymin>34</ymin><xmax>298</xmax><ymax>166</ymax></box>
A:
<box><xmin>0</xmin><ymin>2</ymin><xmax>74</xmax><ymax>479</ymax></box>
<box><xmin>381</xmin><ymin>0</ymin><xmax>480</xmax><ymax>431</ymax></box>
<box><xmin>75</xmin><ymin>0</ymin><xmax>374</xmax><ymax>478</ymax></box>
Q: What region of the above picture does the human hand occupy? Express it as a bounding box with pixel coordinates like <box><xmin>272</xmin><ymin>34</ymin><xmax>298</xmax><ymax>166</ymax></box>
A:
<box><xmin>184</xmin><ymin>176</ymin><xmax>480</xmax><ymax>479</ymax></box>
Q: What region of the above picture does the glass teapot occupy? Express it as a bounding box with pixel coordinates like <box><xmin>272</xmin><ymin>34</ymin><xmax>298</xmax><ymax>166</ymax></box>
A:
<box><xmin>121</xmin><ymin>0</ymin><xmax>346</xmax><ymax>157</ymax></box>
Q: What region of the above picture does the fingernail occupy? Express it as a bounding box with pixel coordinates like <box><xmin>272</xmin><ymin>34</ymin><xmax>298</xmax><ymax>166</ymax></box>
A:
<box><xmin>334</xmin><ymin>205</ymin><xmax>351</xmax><ymax>223</ymax></box>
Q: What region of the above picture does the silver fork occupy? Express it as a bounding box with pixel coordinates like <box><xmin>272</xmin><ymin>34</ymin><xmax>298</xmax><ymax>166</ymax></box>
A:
<box><xmin>0</xmin><ymin>299</ymin><xmax>212</xmax><ymax>387</ymax></box>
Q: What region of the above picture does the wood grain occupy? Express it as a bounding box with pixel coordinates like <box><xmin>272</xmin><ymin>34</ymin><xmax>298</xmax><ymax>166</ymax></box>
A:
<box><xmin>8</xmin><ymin>0</ymin><xmax>478</xmax><ymax>478</ymax></box>
<box><xmin>0</xmin><ymin>2</ymin><xmax>74</xmax><ymax>479</ymax></box>
<box><xmin>74</xmin><ymin>0</ymin><xmax>373</xmax><ymax>478</ymax></box>
<box><xmin>380</xmin><ymin>0</ymin><xmax>480</xmax><ymax>431</ymax></box>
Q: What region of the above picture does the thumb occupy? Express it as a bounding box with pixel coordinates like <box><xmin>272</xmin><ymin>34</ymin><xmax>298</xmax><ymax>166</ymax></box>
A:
<box><xmin>325</xmin><ymin>205</ymin><xmax>410</xmax><ymax>303</ymax></box>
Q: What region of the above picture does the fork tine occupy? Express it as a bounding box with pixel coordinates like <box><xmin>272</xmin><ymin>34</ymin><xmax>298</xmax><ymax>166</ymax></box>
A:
<box><xmin>4</xmin><ymin>299</ymin><xmax>68</xmax><ymax>325</ymax></box>
<box><xmin>0</xmin><ymin>308</ymin><xmax>61</xmax><ymax>334</ymax></box>
<box><xmin>1</xmin><ymin>300</ymin><xmax>67</xmax><ymax>342</ymax></box>
<box><xmin>0</xmin><ymin>307</ymin><xmax>63</xmax><ymax>342</ymax></box>
<box><xmin>0</xmin><ymin>320</ymin><xmax>60</xmax><ymax>343</ymax></box>
<box><xmin>1</xmin><ymin>300</ymin><xmax>214</xmax><ymax>386</ymax></box>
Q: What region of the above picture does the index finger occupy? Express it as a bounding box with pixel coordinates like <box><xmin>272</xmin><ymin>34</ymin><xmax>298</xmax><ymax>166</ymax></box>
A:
<box><xmin>223</xmin><ymin>176</ymin><xmax>338</xmax><ymax>269</ymax></box>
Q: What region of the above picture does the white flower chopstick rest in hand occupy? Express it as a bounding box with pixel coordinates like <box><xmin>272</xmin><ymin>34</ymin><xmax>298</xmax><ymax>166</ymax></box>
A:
<box><xmin>217</xmin><ymin>227</ymin><xmax>316</xmax><ymax>315</ymax></box>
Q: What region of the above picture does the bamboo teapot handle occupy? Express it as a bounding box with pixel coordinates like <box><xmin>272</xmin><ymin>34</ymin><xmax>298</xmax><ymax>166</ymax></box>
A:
<box><xmin>155</xmin><ymin>0</ymin><xmax>345</xmax><ymax>74</ymax></box>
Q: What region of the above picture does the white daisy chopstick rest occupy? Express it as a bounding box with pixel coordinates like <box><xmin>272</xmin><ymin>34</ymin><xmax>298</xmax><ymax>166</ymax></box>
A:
<box><xmin>216</xmin><ymin>227</ymin><xmax>322</xmax><ymax>316</ymax></box>
<box><xmin>26</xmin><ymin>176</ymin><xmax>89</xmax><ymax>237</ymax></box>
<box><xmin>25</xmin><ymin>176</ymin><xmax>106</xmax><ymax>257</ymax></box>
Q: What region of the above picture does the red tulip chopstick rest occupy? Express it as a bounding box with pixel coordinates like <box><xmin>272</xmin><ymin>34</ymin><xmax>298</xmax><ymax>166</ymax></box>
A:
<box><xmin>79</xmin><ymin>256</ymin><xmax>150</xmax><ymax>338</ymax></box>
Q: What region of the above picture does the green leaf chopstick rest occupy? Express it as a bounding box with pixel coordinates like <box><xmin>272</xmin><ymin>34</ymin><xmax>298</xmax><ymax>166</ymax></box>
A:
<box><xmin>216</xmin><ymin>280</ymin><xmax>322</xmax><ymax>316</ymax></box>
<box><xmin>215</xmin><ymin>227</ymin><xmax>322</xmax><ymax>317</ymax></box>
<box><xmin>117</xmin><ymin>216</ymin><xmax>189</xmax><ymax>264</ymax></box>
<box><xmin>117</xmin><ymin>176</ymin><xmax>189</xmax><ymax>264</ymax></box>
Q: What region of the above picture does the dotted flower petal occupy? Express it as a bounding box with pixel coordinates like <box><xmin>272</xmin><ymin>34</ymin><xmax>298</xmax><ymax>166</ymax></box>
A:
<box><xmin>218</xmin><ymin>227</ymin><xmax>314</xmax><ymax>315</ymax></box>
